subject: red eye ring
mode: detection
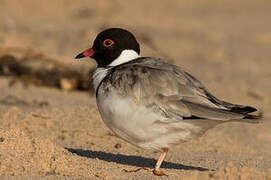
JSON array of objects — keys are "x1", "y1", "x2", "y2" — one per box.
[{"x1": 103, "y1": 39, "x2": 114, "y2": 47}]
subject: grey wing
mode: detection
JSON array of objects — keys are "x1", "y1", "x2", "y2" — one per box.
[
  {"x1": 111, "y1": 58, "x2": 258, "y2": 122},
  {"x1": 182, "y1": 71, "x2": 257, "y2": 114}
]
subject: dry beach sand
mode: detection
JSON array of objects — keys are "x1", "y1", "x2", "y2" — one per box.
[{"x1": 0, "y1": 0, "x2": 271, "y2": 179}]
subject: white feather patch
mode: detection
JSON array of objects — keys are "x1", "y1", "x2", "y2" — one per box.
[
  {"x1": 109, "y1": 49, "x2": 140, "y2": 66},
  {"x1": 93, "y1": 49, "x2": 139, "y2": 91},
  {"x1": 93, "y1": 67, "x2": 110, "y2": 92}
]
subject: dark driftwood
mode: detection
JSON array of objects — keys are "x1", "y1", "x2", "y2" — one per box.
[{"x1": 0, "y1": 47, "x2": 94, "y2": 93}]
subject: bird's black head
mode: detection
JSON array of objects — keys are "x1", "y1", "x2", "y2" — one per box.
[{"x1": 75, "y1": 28, "x2": 140, "y2": 67}]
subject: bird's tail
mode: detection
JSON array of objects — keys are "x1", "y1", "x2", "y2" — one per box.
[
  {"x1": 228, "y1": 108, "x2": 263, "y2": 124},
  {"x1": 244, "y1": 111, "x2": 263, "y2": 119},
  {"x1": 242, "y1": 110, "x2": 263, "y2": 122}
]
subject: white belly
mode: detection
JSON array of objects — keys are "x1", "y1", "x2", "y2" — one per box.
[{"x1": 96, "y1": 88, "x2": 200, "y2": 150}]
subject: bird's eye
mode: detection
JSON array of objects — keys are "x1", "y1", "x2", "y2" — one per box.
[{"x1": 103, "y1": 39, "x2": 114, "y2": 47}]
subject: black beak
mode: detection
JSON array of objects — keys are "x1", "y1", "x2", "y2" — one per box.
[
  {"x1": 75, "y1": 52, "x2": 85, "y2": 59},
  {"x1": 75, "y1": 48, "x2": 94, "y2": 59}
]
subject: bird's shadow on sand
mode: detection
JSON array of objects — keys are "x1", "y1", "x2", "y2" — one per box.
[{"x1": 66, "y1": 148, "x2": 208, "y2": 171}]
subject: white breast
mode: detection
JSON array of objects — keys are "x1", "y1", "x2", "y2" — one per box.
[
  {"x1": 92, "y1": 49, "x2": 140, "y2": 92},
  {"x1": 92, "y1": 67, "x2": 111, "y2": 92}
]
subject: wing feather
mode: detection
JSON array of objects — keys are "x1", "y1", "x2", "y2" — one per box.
[{"x1": 106, "y1": 57, "x2": 256, "y2": 121}]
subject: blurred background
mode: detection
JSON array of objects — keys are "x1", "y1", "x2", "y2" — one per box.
[
  {"x1": 0, "y1": 0, "x2": 270, "y2": 96},
  {"x1": 0, "y1": 0, "x2": 270, "y2": 179}
]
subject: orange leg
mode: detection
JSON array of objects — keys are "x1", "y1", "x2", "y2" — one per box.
[{"x1": 153, "y1": 148, "x2": 169, "y2": 176}]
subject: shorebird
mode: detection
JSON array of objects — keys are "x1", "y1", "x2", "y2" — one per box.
[{"x1": 75, "y1": 28, "x2": 261, "y2": 176}]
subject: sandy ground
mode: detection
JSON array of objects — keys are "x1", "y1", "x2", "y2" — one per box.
[{"x1": 0, "y1": 0, "x2": 271, "y2": 179}]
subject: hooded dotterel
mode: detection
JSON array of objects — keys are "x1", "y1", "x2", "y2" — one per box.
[{"x1": 75, "y1": 28, "x2": 262, "y2": 176}]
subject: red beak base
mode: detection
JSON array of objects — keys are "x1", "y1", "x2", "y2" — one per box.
[{"x1": 75, "y1": 48, "x2": 94, "y2": 59}]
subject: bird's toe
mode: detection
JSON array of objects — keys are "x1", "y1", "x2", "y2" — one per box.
[{"x1": 153, "y1": 169, "x2": 168, "y2": 176}]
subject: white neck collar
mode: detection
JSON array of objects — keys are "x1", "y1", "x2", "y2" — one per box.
[{"x1": 108, "y1": 49, "x2": 140, "y2": 66}]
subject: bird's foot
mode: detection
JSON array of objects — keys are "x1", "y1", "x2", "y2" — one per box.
[{"x1": 153, "y1": 169, "x2": 168, "y2": 176}]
